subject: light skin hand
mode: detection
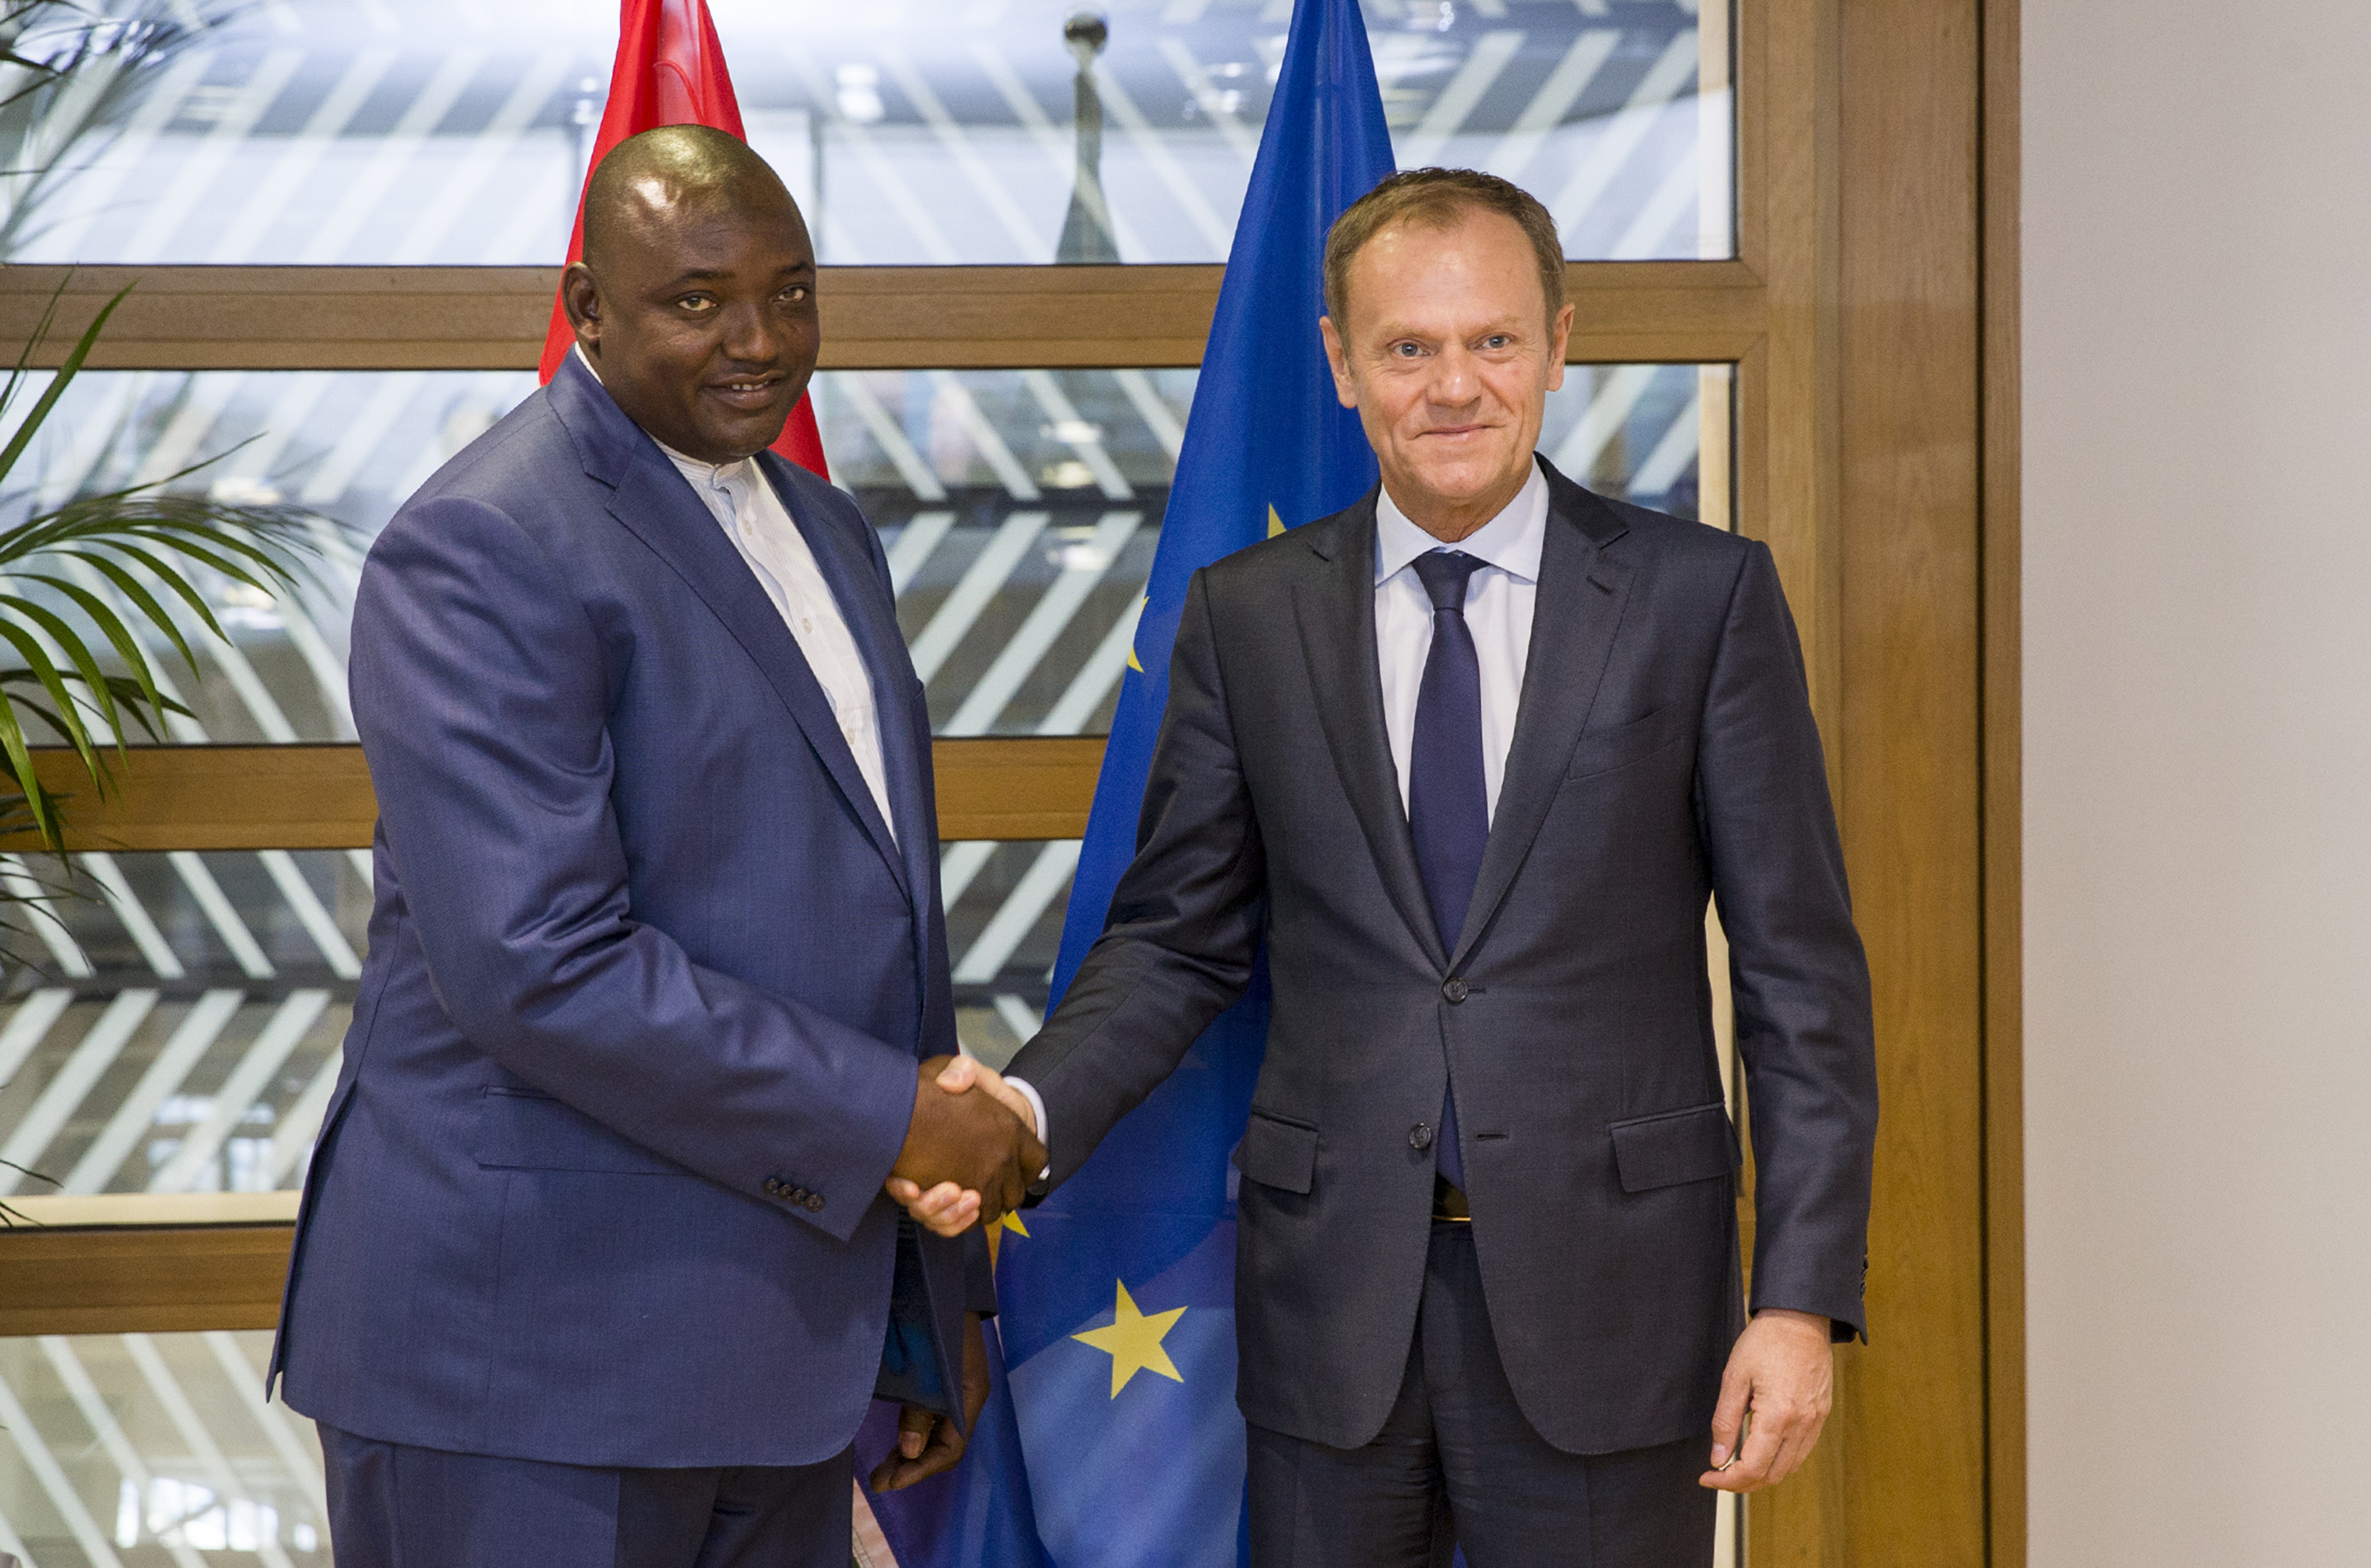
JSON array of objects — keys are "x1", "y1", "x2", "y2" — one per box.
[
  {"x1": 884, "y1": 1056, "x2": 1040, "y2": 1237},
  {"x1": 1699, "y1": 1308, "x2": 1834, "y2": 1492},
  {"x1": 869, "y1": 1310, "x2": 993, "y2": 1491}
]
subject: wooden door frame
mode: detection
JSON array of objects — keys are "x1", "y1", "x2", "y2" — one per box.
[{"x1": 1744, "y1": 0, "x2": 2023, "y2": 1563}]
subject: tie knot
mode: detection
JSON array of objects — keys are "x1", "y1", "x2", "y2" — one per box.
[{"x1": 1411, "y1": 550, "x2": 1484, "y2": 614}]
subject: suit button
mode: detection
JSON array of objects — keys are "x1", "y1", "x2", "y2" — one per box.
[
  {"x1": 763, "y1": 1178, "x2": 783, "y2": 1196},
  {"x1": 789, "y1": 1187, "x2": 809, "y2": 1203},
  {"x1": 1409, "y1": 1123, "x2": 1434, "y2": 1152},
  {"x1": 806, "y1": 1193, "x2": 826, "y2": 1213},
  {"x1": 1442, "y1": 978, "x2": 1470, "y2": 1003}
]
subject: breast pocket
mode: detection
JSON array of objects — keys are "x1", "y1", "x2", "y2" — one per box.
[{"x1": 1564, "y1": 703, "x2": 1692, "y2": 782}]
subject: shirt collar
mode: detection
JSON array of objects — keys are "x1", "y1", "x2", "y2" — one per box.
[
  {"x1": 1373, "y1": 459, "x2": 1549, "y2": 587},
  {"x1": 655, "y1": 438, "x2": 749, "y2": 493},
  {"x1": 573, "y1": 344, "x2": 749, "y2": 492}
]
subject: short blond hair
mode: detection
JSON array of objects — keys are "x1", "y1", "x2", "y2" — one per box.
[{"x1": 1323, "y1": 168, "x2": 1566, "y2": 331}]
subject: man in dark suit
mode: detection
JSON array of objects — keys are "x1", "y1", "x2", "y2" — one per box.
[
  {"x1": 925, "y1": 169, "x2": 1878, "y2": 1563},
  {"x1": 271, "y1": 126, "x2": 1041, "y2": 1567}
]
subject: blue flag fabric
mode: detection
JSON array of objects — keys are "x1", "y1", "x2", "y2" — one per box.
[{"x1": 862, "y1": 3, "x2": 1395, "y2": 1564}]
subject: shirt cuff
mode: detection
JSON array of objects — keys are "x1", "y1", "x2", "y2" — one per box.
[{"x1": 1005, "y1": 1076, "x2": 1050, "y2": 1184}]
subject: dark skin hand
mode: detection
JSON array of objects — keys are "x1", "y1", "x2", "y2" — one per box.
[
  {"x1": 870, "y1": 1311, "x2": 993, "y2": 1492},
  {"x1": 561, "y1": 124, "x2": 818, "y2": 465},
  {"x1": 892, "y1": 1054, "x2": 1045, "y2": 1226}
]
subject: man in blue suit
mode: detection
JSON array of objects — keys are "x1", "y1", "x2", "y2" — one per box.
[{"x1": 272, "y1": 126, "x2": 1042, "y2": 1566}]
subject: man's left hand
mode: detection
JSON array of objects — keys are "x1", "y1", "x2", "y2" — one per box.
[
  {"x1": 869, "y1": 1311, "x2": 993, "y2": 1492},
  {"x1": 1698, "y1": 1308, "x2": 1833, "y2": 1493}
]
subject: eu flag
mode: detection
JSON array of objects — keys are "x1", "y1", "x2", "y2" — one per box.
[{"x1": 859, "y1": 2, "x2": 1393, "y2": 1562}]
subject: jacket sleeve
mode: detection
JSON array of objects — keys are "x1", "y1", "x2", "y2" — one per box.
[
  {"x1": 1004, "y1": 567, "x2": 1269, "y2": 1186},
  {"x1": 351, "y1": 494, "x2": 917, "y2": 1245},
  {"x1": 1695, "y1": 540, "x2": 1880, "y2": 1341}
]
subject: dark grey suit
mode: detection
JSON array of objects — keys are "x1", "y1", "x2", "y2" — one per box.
[{"x1": 1008, "y1": 457, "x2": 1875, "y2": 1510}]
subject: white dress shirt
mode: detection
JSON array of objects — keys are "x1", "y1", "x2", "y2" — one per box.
[
  {"x1": 1374, "y1": 461, "x2": 1548, "y2": 822},
  {"x1": 1008, "y1": 462, "x2": 1551, "y2": 1179}
]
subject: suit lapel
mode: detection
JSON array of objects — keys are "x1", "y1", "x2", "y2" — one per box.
[
  {"x1": 1290, "y1": 500, "x2": 1449, "y2": 971},
  {"x1": 595, "y1": 430, "x2": 912, "y2": 905},
  {"x1": 1451, "y1": 463, "x2": 1634, "y2": 968},
  {"x1": 758, "y1": 453, "x2": 938, "y2": 907}
]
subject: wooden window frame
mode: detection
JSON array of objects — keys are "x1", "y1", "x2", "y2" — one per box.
[{"x1": 0, "y1": 2, "x2": 2023, "y2": 1559}]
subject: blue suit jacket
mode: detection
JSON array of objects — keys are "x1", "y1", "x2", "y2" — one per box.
[{"x1": 272, "y1": 353, "x2": 983, "y2": 1468}]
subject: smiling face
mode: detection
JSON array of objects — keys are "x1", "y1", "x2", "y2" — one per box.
[
  {"x1": 562, "y1": 172, "x2": 818, "y2": 464},
  {"x1": 1320, "y1": 206, "x2": 1573, "y2": 542}
]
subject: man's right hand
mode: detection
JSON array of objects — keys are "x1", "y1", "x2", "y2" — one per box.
[{"x1": 887, "y1": 1054, "x2": 1045, "y2": 1229}]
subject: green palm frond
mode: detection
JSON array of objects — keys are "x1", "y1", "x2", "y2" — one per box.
[{"x1": 0, "y1": 277, "x2": 333, "y2": 863}]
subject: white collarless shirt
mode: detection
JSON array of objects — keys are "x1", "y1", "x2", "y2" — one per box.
[
  {"x1": 656, "y1": 439, "x2": 897, "y2": 844},
  {"x1": 578, "y1": 345, "x2": 897, "y2": 839},
  {"x1": 1373, "y1": 461, "x2": 1549, "y2": 823}
]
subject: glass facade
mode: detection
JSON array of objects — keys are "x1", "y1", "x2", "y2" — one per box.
[
  {"x1": 5, "y1": 0, "x2": 1732, "y2": 269},
  {"x1": 0, "y1": 1331, "x2": 326, "y2": 1567}
]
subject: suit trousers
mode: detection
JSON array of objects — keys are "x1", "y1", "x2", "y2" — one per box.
[
  {"x1": 1246, "y1": 1222, "x2": 1715, "y2": 1568},
  {"x1": 316, "y1": 1424, "x2": 851, "y2": 1568}
]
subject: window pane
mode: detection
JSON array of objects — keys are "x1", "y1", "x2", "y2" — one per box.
[
  {"x1": 0, "y1": 854, "x2": 359, "y2": 1196},
  {"x1": 8, "y1": 0, "x2": 1731, "y2": 268},
  {"x1": 0, "y1": 1331, "x2": 327, "y2": 1566}
]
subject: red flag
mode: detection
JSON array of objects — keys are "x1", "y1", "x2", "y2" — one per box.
[{"x1": 539, "y1": 0, "x2": 829, "y2": 478}]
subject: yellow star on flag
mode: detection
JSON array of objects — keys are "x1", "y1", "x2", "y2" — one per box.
[
  {"x1": 1267, "y1": 503, "x2": 1286, "y2": 538},
  {"x1": 999, "y1": 1210, "x2": 1030, "y2": 1238},
  {"x1": 1125, "y1": 595, "x2": 1148, "y2": 672},
  {"x1": 1072, "y1": 1279, "x2": 1186, "y2": 1398}
]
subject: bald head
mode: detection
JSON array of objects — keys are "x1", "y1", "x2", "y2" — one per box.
[
  {"x1": 581, "y1": 124, "x2": 799, "y2": 273},
  {"x1": 561, "y1": 125, "x2": 819, "y2": 463}
]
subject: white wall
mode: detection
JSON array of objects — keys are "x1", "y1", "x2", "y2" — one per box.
[{"x1": 2024, "y1": 2, "x2": 2371, "y2": 1562}]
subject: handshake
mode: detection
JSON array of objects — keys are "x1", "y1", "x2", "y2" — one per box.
[{"x1": 883, "y1": 1054, "x2": 1044, "y2": 1237}]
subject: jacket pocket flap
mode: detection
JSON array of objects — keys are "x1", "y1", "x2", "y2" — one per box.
[
  {"x1": 473, "y1": 1088, "x2": 680, "y2": 1175},
  {"x1": 1234, "y1": 1110, "x2": 1318, "y2": 1195},
  {"x1": 1609, "y1": 1101, "x2": 1740, "y2": 1193},
  {"x1": 1567, "y1": 702, "x2": 1689, "y2": 779}
]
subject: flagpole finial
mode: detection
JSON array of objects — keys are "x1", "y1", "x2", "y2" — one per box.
[
  {"x1": 1057, "y1": 10, "x2": 1120, "y2": 263},
  {"x1": 1064, "y1": 11, "x2": 1109, "y2": 65}
]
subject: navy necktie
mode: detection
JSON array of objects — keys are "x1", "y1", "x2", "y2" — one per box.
[{"x1": 1408, "y1": 550, "x2": 1488, "y2": 1190}]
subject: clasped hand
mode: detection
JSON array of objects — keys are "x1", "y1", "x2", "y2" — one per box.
[{"x1": 883, "y1": 1054, "x2": 1043, "y2": 1235}]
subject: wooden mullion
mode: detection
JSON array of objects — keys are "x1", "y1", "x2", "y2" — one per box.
[
  {"x1": 1980, "y1": 0, "x2": 2026, "y2": 1561},
  {"x1": 2, "y1": 737, "x2": 1107, "y2": 852},
  {"x1": 0, "y1": 1222, "x2": 291, "y2": 1337},
  {"x1": 0, "y1": 261, "x2": 1764, "y2": 373}
]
